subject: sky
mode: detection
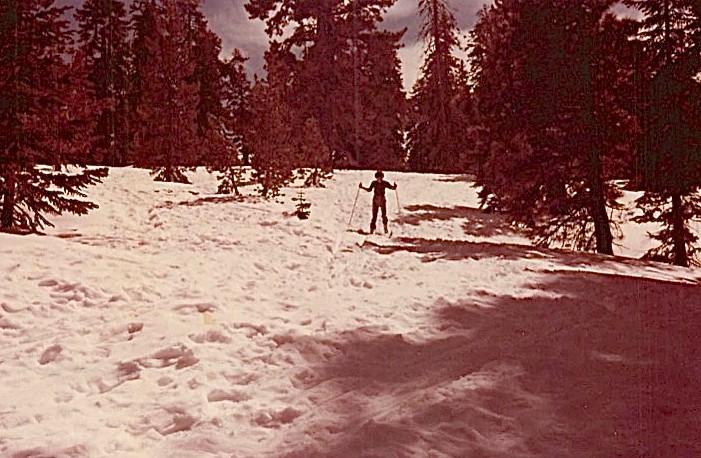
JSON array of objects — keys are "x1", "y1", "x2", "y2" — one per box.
[{"x1": 62, "y1": 0, "x2": 640, "y2": 92}]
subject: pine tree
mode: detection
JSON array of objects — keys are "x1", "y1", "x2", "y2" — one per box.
[
  {"x1": 74, "y1": 0, "x2": 130, "y2": 166},
  {"x1": 128, "y1": 0, "x2": 157, "y2": 162},
  {"x1": 407, "y1": 0, "x2": 471, "y2": 173},
  {"x1": 295, "y1": 117, "x2": 332, "y2": 187},
  {"x1": 132, "y1": 0, "x2": 200, "y2": 183},
  {"x1": 246, "y1": 47, "x2": 297, "y2": 197},
  {"x1": 211, "y1": 48, "x2": 251, "y2": 195},
  {"x1": 624, "y1": 0, "x2": 701, "y2": 266},
  {"x1": 470, "y1": 0, "x2": 638, "y2": 254},
  {"x1": 292, "y1": 189, "x2": 312, "y2": 219},
  {"x1": 180, "y1": 0, "x2": 232, "y2": 165},
  {"x1": 0, "y1": 1, "x2": 108, "y2": 233},
  {"x1": 245, "y1": 0, "x2": 399, "y2": 168},
  {"x1": 349, "y1": 30, "x2": 407, "y2": 170},
  {"x1": 221, "y1": 49, "x2": 252, "y2": 163}
]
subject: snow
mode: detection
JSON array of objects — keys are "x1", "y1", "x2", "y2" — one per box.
[{"x1": 1, "y1": 168, "x2": 700, "y2": 457}]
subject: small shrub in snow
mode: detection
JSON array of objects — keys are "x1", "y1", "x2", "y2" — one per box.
[{"x1": 292, "y1": 190, "x2": 311, "y2": 220}]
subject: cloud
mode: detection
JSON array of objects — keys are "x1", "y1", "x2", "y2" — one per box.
[
  {"x1": 201, "y1": 0, "x2": 269, "y2": 78},
  {"x1": 385, "y1": 0, "x2": 487, "y2": 90}
]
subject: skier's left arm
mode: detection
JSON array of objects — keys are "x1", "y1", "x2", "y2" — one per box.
[{"x1": 386, "y1": 181, "x2": 397, "y2": 190}]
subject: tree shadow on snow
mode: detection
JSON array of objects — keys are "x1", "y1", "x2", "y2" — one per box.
[
  {"x1": 398, "y1": 204, "x2": 521, "y2": 239},
  {"x1": 371, "y1": 233, "x2": 680, "y2": 272},
  {"x1": 433, "y1": 174, "x2": 476, "y2": 183},
  {"x1": 371, "y1": 236, "x2": 541, "y2": 263},
  {"x1": 370, "y1": 235, "x2": 620, "y2": 269},
  {"x1": 274, "y1": 272, "x2": 701, "y2": 457}
]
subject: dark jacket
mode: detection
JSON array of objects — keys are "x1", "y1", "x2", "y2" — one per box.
[{"x1": 366, "y1": 180, "x2": 396, "y2": 202}]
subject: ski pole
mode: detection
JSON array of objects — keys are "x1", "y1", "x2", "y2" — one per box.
[
  {"x1": 395, "y1": 188, "x2": 401, "y2": 215},
  {"x1": 347, "y1": 186, "x2": 361, "y2": 230}
]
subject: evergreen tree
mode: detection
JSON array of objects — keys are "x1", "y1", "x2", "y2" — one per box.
[
  {"x1": 470, "y1": 0, "x2": 638, "y2": 254},
  {"x1": 74, "y1": 0, "x2": 130, "y2": 166},
  {"x1": 295, "y1": 117, "x2": 332, "y2": 187},
  {"x1": 181, "y1": 0, "x2": 232, "y2": 165},
  {"x1": 245, "y1": 0, "x2": 400, "y2": 168},
  {"x1": 132, "y1": 0, "x2": 200, "y2": 183},
  {"x1": 221, "y1": 49, "x2": 252, "y2": 163},
  {"x1": 0, "y1": 0, "x2": 107, "y2": 233},
  {"x1": 46, "y1": 52, "x2": 99, "y2": 167},
  {"x1": 292, "y1": 189, "x2": 311, "y2": 219},
  {"x1": 246, "y1": 47, "x2": 297, "y2": 197},
  {"x1": 408, "y1": 0, "x2": 472, "y2": 173},
  {"x1": 212, "y1": 48, "x2": 251, "y2": 195},
  {"x1": 348, "y1": 30, "x2": 407, "y2": 170},
  {"x1": 624, "y1": 0, "x2": 701, "y2": 266},
  {"x1": 128, "y1": 0, "x2": 157, "y2": 161}
]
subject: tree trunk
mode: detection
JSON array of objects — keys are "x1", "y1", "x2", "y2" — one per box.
[
  {"x1": 581, "y1": 36, "x2": 614, "y2": 255},
  {"x1": 588, "y1": 158, "x2": 614, "y2": 255},
  {"x1": 671, "y1": 192, "x2": 689, "y2": 266},
  {"x1": 1, "y1": 167, "x2": 17, "y2": 230}
]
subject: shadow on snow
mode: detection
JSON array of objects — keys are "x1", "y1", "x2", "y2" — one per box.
[
  {"x1": 273, "y1": 271, "x2": 701, "y2": 457},
  {"x1": 398, "y1": 204, "x2": 521, "y2": 240}
]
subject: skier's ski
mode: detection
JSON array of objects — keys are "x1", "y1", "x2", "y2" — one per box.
[
  {"x1": 354, "y1": 229, "x2": 393, "y2": 247},
  {"x1": 352, "y1": 228, "x2": 392, "y2": 237}
]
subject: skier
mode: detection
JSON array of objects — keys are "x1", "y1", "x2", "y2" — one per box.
[{"x1": 359, "y1": 171, "x2": 397, "y2": 234}]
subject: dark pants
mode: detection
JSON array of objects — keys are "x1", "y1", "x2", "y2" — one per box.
[{"x1": 370, "y1": 197, "x2": 388, "y2": 233}]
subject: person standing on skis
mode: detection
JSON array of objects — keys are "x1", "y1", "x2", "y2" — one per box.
[{"x1": 359, "y1": 170, "x2": 397, "y2": 234}]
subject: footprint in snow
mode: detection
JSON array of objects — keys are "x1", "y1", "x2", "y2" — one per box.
[
  {"x1": 38, "y1": 344, "x2": 63, "y2": 365},
  {"x1": 253, "y1": 407, "x2": 302, "y2": 428},
  {"x1": 207, "y1": 389, "x2": 250, "y2": 403},
  {"x1": 137, "y1": 344, "x2": 199, "y2": 370},
  {"x1": 93, "y1": 361, "x2": 141, "y2": 394},
  {"x1": 173, "y1": 302, "x2": 217, "y2": 314},
  {"x1": 1, "y1": 302, "x2": 24, "y2": 313},
  {"x1": 350, "y1": 277, "x2": 373, "y2": 289},
  {"x1": 189, "y1": 328, "x2": 231, "y2": 344},
  {"x1": 0, "y1": 317, "x2": 22, "y2": 331}
]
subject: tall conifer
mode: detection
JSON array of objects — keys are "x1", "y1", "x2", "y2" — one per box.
[
  {"x1": 245, "y1": 0, "x2": 400, "y2": 168},
  {"x1": 211, "y1": 48, "x2": 251, "y2": 195},
  {"x1": 0, "y1": 0, "x2": 107, "y2": 233},
  {"x1": 351, "y1": 30, "x2": 406, "y2": 170},
  {"x1": 408, "y1": 0, "x2": 471, "y2": 173},
  {"x1": 74, "y1": 0, "x2": 130, "y2": 166},
  {"x1": 180, "y1": 1, "x2": 232, "y2": 165},
  {"x1": 132, "y1": 0, "x2": 199, "y2": 183},
  {"x1": 471, "y1": 0, "x2": 637, "y2": 253},
  {"x1": 246, "y1": 47, "x2": 297, "y2": 197},
  {"x1": 129, "y1": 0, "x2": 157, "y2": 162},
  {"x1": 624, "y1": 0, "x2": 701, "y2": 266}
]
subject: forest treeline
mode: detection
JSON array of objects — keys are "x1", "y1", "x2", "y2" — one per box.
[{"x1": 1, "y1": 0, "x2": 700, "y2": 266}]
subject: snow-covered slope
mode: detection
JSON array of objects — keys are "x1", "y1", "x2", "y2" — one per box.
[{"x1": 1, "y1": 168, "x2": 699, "y2": 457}]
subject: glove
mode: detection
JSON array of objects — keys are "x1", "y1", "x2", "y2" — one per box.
[
  {"x1": 394, "y1": 182, "x2": 398, "y2": 188},
  {"x1": 358, "y1": 182, "x2": 362, "y2": 188}
]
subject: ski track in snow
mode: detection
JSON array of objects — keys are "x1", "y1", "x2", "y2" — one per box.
[{"x1": 1, "y1": 168, "x2": 700, "y2": 457}]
